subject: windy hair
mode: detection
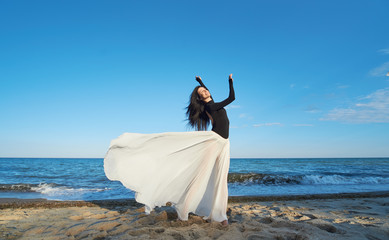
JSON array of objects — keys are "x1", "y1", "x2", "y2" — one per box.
[{"x1": 186, "y1": 86, "x2": 210, "y2": 131}]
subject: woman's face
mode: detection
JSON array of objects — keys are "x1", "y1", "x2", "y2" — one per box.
[{"x1": 197, "y1": 87, "x2": 210, "y2": 100}]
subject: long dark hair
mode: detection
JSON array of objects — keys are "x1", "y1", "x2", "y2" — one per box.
[{"x1": 186, "y1": 86, "x2": 210, "y2": 131}]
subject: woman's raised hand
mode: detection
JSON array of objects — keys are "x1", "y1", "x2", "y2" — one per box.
[{"x1": 196, "y1": 75, "x2": 233, "y2": 82}]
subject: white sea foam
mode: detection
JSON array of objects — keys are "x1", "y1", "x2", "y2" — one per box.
[
  {"x1": 302, "y1": 175, "x2": 389, "y2": 185},
  {"x1": 31, "y1": 183, "x2": 108, "y2": 199}
]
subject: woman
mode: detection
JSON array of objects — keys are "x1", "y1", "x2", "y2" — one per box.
[
  {"x1": 188, "y1": 74, "x2": 235, "y2": 139},
  {"x1": 104, "y1": 74, "x2": 235, "y2": 225}
]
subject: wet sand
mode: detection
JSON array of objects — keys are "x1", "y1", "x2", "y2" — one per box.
[{"x1": 1, "y1": 192, "x2": 389, "y2": 239}]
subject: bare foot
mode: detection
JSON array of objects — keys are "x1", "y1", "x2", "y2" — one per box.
[{"x1": 221, "y1": 220, "x2": 228, "y2": 226}]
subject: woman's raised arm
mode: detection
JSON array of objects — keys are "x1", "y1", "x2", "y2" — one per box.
[
  {"x1": 206, "y1": 74, "x2": 235, "y2": 111},
  {"x1": 196, "y1": 76, "x2": 208, "y2": 89}
]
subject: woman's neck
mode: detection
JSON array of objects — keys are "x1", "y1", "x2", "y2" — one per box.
[{"x1": 203, "y1": 97, "x2": 212, "y2": 103}]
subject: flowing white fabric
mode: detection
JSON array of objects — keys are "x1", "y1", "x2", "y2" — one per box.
[{"x1": 104, "y1": 131, "x2": 230, "y2": 222}]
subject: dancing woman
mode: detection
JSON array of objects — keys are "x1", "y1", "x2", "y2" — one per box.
[
  {"x1": 188, "y1": 74, "x2": 235, "y2": 139},
  {"x1": 104, "y1": 74, "x2": 235, "y2": 225}
]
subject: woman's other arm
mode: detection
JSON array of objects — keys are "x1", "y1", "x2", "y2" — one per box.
[{"x1": 206, "y1": 74, "x2": 235, "y2": 111}]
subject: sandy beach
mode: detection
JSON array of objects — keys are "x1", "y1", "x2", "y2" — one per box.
[{"x1": 1, "y1": 192, "x2": 389, "y2": 240}]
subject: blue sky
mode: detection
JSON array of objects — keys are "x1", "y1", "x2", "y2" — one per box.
[{"x1": 1, "y1": 0, "x2": 388, "y2": 158}]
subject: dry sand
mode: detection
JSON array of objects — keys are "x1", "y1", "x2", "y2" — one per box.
[{"x1": 1, "y1": 193, "x2": 389, "y2": 239}]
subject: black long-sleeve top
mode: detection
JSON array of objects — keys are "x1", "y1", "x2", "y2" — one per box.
[{"x1": 197, "y1": 79, "x2": 235, "y2": 139}]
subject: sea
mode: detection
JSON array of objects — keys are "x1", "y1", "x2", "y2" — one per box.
[{"x1": 1, "y1": 158, "x2": 388, "y2": 201}]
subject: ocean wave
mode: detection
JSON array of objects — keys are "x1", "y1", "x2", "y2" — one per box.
[
  {"x1": 2, "y1": 174, "x2": 389, "y2": 195},
  {"x1": 0, "y1": 183, "x2": 108, "y2": 197},
  {"x1": 227, "y1": 173, "x2": 302, "y2": 185},
  {"x1": 227, "y1": 173, "x2": 389, "y2": 186},
  {"x1": 301, "y1": 175, "x2": 389, "y2": 185},
  {"x1": 31, "y1": 183, "x2": 108, "y2": 197},
  {"x1": 0, "y1": 183, "x2": 50, "y2": 192}
]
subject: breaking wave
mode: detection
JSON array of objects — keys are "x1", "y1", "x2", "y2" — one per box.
[
  {"x1": 227, "y1": 173, "x2": 389, "y2": 185},
  {"x1": 0, "y1": 183, "x2": 107, "y2": 197}
]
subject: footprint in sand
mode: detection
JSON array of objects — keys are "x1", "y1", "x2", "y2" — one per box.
[{"x1": 259, "y1": 217, "x2": 274, "y2": 224}]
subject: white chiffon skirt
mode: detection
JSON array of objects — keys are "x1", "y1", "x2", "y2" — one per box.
[{"x1": 104, "y1": 131, "x2": 230, "y2": 222}]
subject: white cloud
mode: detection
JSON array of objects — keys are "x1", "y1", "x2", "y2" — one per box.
[
  {"x1": 225, "y1": 105, "x2": 241, "y2": 109},
  {"x1": 378, "y1": 48, "x2": 389, "y2": 55},
  {"x1": 320, "y1": 88, "x2": 389, "y2": 123},
  {"x1": 304, "y1": 105, "x2": 320, "y2": 113},
  {"x1": 293, "y1": 124, "x2": 314, "y2": 127},
  {"x1": 253, "y1": 122, "x2": 282, "y2": 127},
  {"x1": 369, "y1": 62, "x2": 389, "y2": 77},
  {"x1": 238, "y1": 113, "x2": 253, "y2": 120},
  {"x1": 230, "y1": 124, "x2": 249, "y2": 129}
]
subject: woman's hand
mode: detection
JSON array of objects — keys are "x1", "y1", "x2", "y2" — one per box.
[
  {"x1": 195, "y1": 76, "x2": 202, "y2": 82},
  {"x1": 229, "y1": 74, "x2": 233, "y2": 82}
]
